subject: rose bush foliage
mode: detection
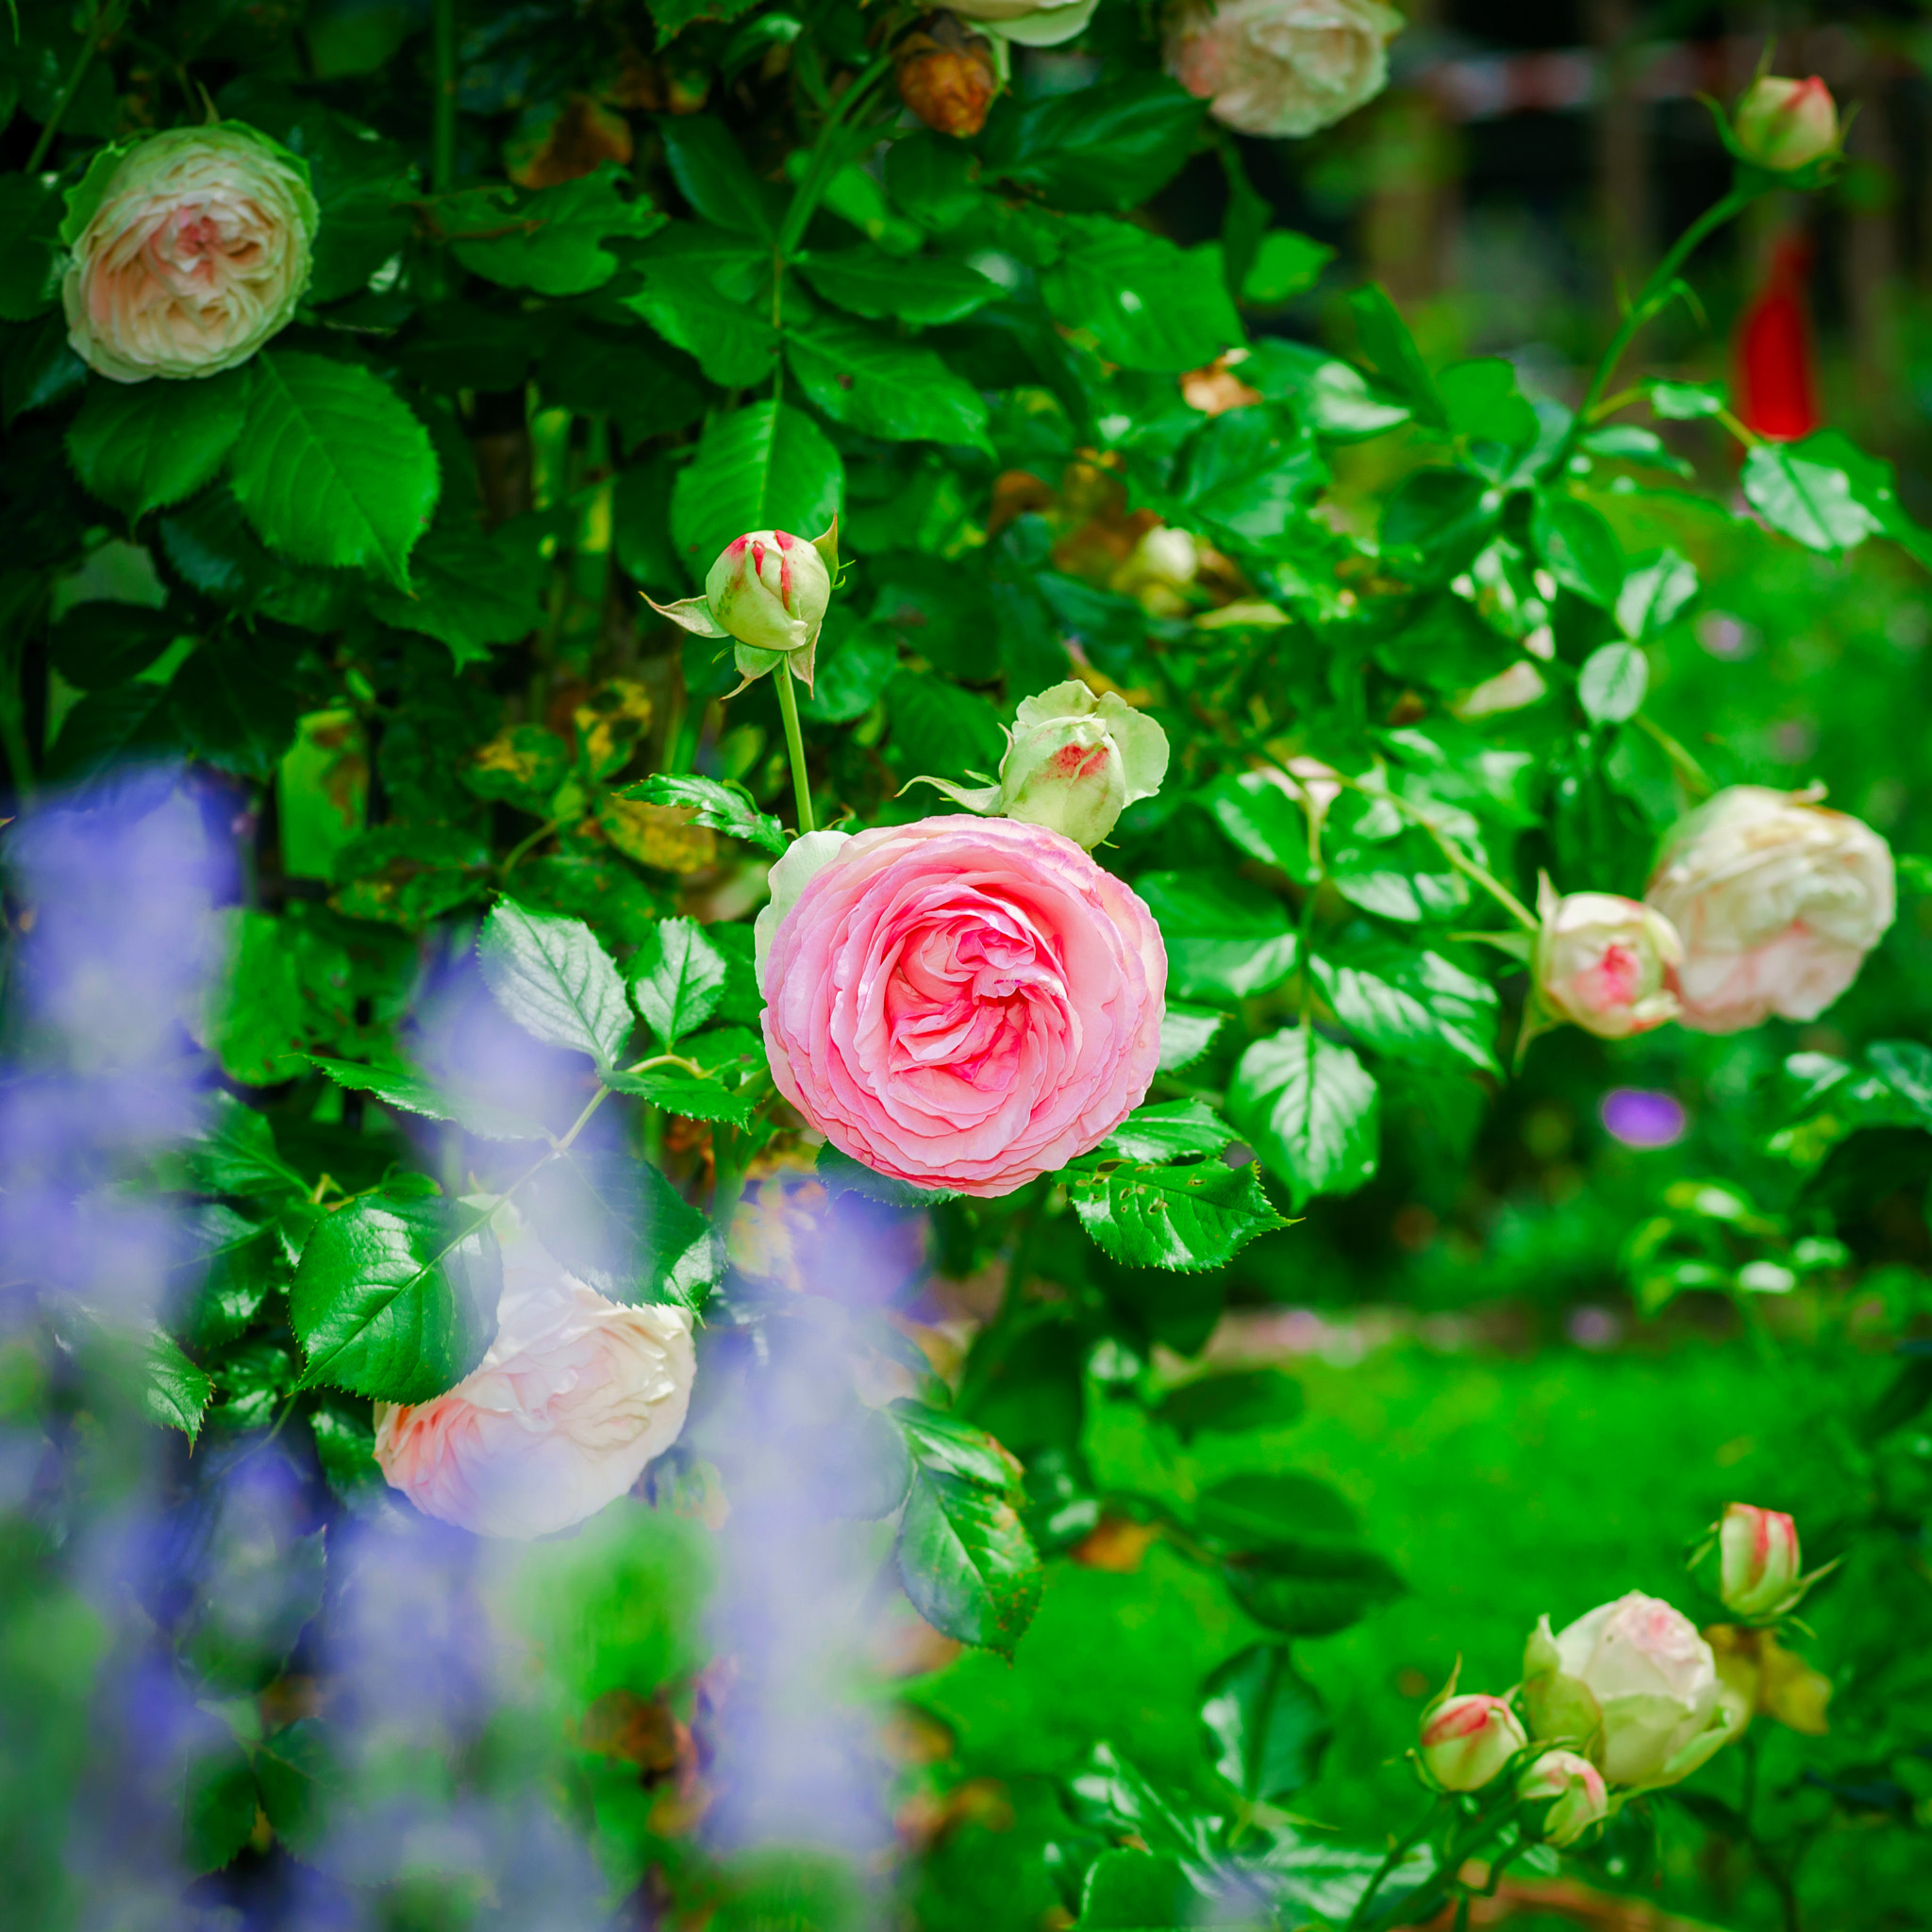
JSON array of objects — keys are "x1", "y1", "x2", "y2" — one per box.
[{"x1": 2, "y1": 1, "x2": 1929, "y2": 1927}]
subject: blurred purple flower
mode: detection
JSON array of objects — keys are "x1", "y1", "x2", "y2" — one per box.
[{"x1": 1599, "y1": 1088, "x2": 1688, "y2": 1149}]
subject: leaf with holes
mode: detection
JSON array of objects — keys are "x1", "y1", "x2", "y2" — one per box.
[
  {"x1": 1074, "y1": 1157, "x2": 1285, "y2": 1273},
  {"x1": 230, "y1": 352, "x2": 439, "y2": 589},
  {"x1": 477, "y1": 900, "x2": 632, "y2": 1067},
  {"x1": 291, "y1": 1194, "x2": 500, "y2": 1403}
]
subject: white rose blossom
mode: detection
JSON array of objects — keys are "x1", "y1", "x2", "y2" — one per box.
[
  {"x1": 61, "y1": 123, "x2": 317, "y2": 383},
  {"x1": 1163, "y1": 0, "x2": 1404, "y2": 140}
]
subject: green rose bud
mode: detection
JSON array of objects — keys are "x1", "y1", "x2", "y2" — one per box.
[
  {"x1": 1732, "y1": 75, "x2": 1839, "y2": 173},
  {"x1": 705, "y1": 529, "x2": 833, "y2": 655}
]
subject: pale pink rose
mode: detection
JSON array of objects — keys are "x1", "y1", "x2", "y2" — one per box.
[
  {"x1": 1645, "y1": 786, "x2": 1894, "y2": 1034},
  {"x1": 1534, "y1": 883, "x2": 1683, "y2": 1040},
  {"x1": 373, "y1": 1237, "x2": 695, "y2": 1540},
  {"x1": 1518, "y1": 1749, "x2": 1608, "y2": 1847},
  {"x1": 756, "y1": 816, "x2": 1165, "y2": 1197},
  {"x1": 61, "y1": 124, "x2": 317, "y2": 384},
  {"x1": 1163, "y1": 0, "x2": 1403, "y2": 140},
  {"x1": 1718, "y1": 1503, "x2": 1802, "y2": 1619},
  {"x1": 1419, "y1": 1692, "x2": 1526, "y2": 1791},
  {"x1": 1526, "y1": 1591, "x2": 1729, "y2": 1789}
]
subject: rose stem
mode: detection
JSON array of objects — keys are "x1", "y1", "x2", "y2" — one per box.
[{"x1": 773, "y1": 658, "x2": 816, "y2": 834}]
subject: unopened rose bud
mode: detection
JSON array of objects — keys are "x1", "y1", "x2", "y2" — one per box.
[
  {"x1": 1733, "y1": 76, "x2": 1839, "y2": 173},
  {"x1": 910, "y1": 680, "x2": 1169, "y2": 849},
  {"x1": 1419, "y1": 1693, "x2": 1526, "y2": 1791},
  {"x1": 895, "y1": 23, "x2": 998, "y2": 140},
  {"x1": 1518, "y1": 1750, "x2": 1608, "y2": 1848},
  {"x1": 1718, "y1": 1503, "x2": 1802, "y2": 1619},
  {"x1": 706, "y1": 529, "x2": 832, "y2": 654},
  {"x1": 1534, "y1": 881, "x2": 1683, "y2": 1040}
]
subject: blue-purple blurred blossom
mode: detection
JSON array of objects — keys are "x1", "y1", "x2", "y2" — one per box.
[{"x1": 1600, "y1": 1088, "x2": 1689, "y2": 1149}]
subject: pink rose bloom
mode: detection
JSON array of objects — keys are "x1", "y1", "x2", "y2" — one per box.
[
  {"x1": 1518, "y1": 1749, "x2": 1609, "y2": 1847},
  {"x1": 1533, "y1": 883, "x2": 1683, "y2": 1040},
  {"x1": 1718, "y1": 1502, "x2": 1803, "y2": 1618},
  {"x1": 1645, "y1": 786, "x2": 1894, "y2": 1034},
  {"x1": 61, "y1": 124, "x2": 317, "y2": 384},
  {"x1": 373, "y1": 1234, "x2": 695, "y2": 1540},
  {"x1": 756, "y1": 817, "x2": 1165, "y2": 1197},
  {"x1": 1163, "y1": 0, "x2": 1403, "y2": 140}
]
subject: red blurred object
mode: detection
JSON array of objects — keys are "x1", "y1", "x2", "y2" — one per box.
[{"x1": 1735, "y1": 234, "x2": 1820, "y2": 441}]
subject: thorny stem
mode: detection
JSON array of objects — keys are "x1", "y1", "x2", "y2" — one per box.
[{"x1": 773, "y1": 658, "x2": 817, "y2": 833}]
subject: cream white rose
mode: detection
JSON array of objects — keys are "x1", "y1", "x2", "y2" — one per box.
[
  {"x1": 373, "y1": 1224, "x2": 695, "y2": 1540},
  {"x1": 946, "y1": 0, "x2": 1101, "y2": 47},
  {"x1": 1163, "y1": 0, "x2": 1403, "y2": 140},
  {"x1": 1524, "y1": 1591, "x2": 1731, "y2": 1790},
  {"x1": 1644, "y1": 786, "x2": 1894, "y2": 1034},
  {"x1": 61, "y1": 124, "x2": 318, "y2": 384},
  {"x1": 1534, "y1": 882, "x2": 1683, "y2": 1040}
]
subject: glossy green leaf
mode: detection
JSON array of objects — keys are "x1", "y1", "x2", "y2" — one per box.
[
  {"x1": 1241, "y1": 229, "x2": 1333, "y2": 306},
  {"x1": 1230, "y1": 1028, "x2": 1380, "y2": 1208},
  {"x1": 1100, "y1": 1099, "x2": 1234, "y2": 1163},
  {"x1": 521, "y1": 1147, "x2": 719, "y2": 1309},
  {"x1": 1741, "y1": 440, "x2": 1886, "y2": 555},
  {"x1": 230, "y1": 352, "x2": 439, "y2": 589},
  {"x1": 1531, "y1": 491, "x2": 1624, "y2": 607},
  {"x1": 1578, "y1": 640, "x2": 1649, "y2": 724},
  {"x1": 786, "y1": 308, "x2": 991, "y2": 448},
  {"x1": 1043, "y1": 222, "x2": 1241, "y2": 375},
  {"x1": 658, "y1": 115, "x2": 780, "y2": 235},
  {"x1": 291, "y1": 1194, "x2": 501, "y2": 1403},
  {"x1": 476, "y1": 900, "x2": 632, "y2": 1067},
  {"x1": 670, "y1": 402, "x2": 842, "y2": 583},
  {"x1": 451, "y1": 167, "x2": 661, "y2": 294},
  {"x1": 1133, "y1": 872, "x2": 1299, "y2": 1003},
  {"x1": 983, "y1": 75, "x2": 1206, "y2": 213},
  {"x1": 1157, "y1": 1003, "x2": 1229, "y2": 1074},
  {"x1": 1310, "y1": 942, "x2": 1498, "y2": 1074},
  {"x1": 796, "y1": 248, "x2": 1000, "y2": 326},
  {"x1": 1200, "y1": 1641, "x2": 1332, "y2": 1803},
  {"x1": 67, "y1": 367, "x2": 251, "y2": 519},
  {"x1": 304, "y1": 1055, "x2": 549, "y2": 1141},
  {"x1": 629, "y1": 917, "x2": 727, "y2": 1045},
  {"x1": 1615, "y1": 547, "x2": 1699, "y2": 641},
  {"x1": 1076, "y1": 1849, "x2": 1192, "y2": 1931},
  {"x1": 623, "y1": 774, "x2": 788, "y2": 855},
  {"x1": 894, "y1": 1399, "x2": 1024, "y2": 1493},
  {"x1": 145, "y1": 1329, "x2": 214, "y2": 1442},
  {"x1": 895, "y1": 1467, "x2": 1042, "y2": 1657},
  {"x1": 627, "y1": 258, "x2": 780, "y2": 389},
  {"x1": 369, "y1": 525, "x2": 544, "y2": 670},
  {"x1": 1073, "y1": 1158, "x2": 1285, "y2": 1274},
  {"x1": 1203, "y1": 769, "x2": 1319, "y2": 881},
  {"x1": 1178, "y1": 406, "x2": 1325, "y2": 544},
  {"x1": 1348, "y1": 283, "x2": 1444, "y2": 425}
]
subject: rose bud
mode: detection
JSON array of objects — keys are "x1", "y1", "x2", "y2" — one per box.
[
  {"x1": 1524, "y1": 1592, "x2": 1731, "y2": 1790},
  {"x1": 1163, "y1": 0, "x2": 1404, "y2": 140},
  {"x1": 1533, "y1": 881, "x2": 1683, "y2": 1040},
  {"x1": 909, "y1": 679, "x2": 1170, "y2": 850},
  {"x1": 896, "y1": 22, "x2": 998, "y2": 139},
  {"x1": 1644, "y1": 786, "x2": 1894, "y2": 1034},
  {"x1": 1718, "y1": 1503, "x2": 1803, "y2": 1619},
  {"x1": 1733, "y1": 76, "x2": 1840, "y2": 174},
  {"x1": 61, "y1": 123, "x2": 318, "y2": 383},
  {"x1": 1518, "y1": 1750, "x2": 1609, "y2": 1848},
  {"x1": 947, "y1": 0, "x2": 1101, "y2": 48},
  {"x1": 1419, "y1": 1693, "x2": 1526, "y2": 1791},
  {"x1": 706, "y1": 529, "x2": 833, "y2": 654}
]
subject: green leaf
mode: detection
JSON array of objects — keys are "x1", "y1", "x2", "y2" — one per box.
[
  {"x1": 1438, "y1": 357, "x2": 1538, "y2": 451},
  {"x1": 1200, "y1": 1642, "x2": 1332, "y2": 1804},
  {"x1": 1157, "y1": 1370, "x2": 1303, "y2": 1441},
  {"x1": 895, "y1": 1467, "x2": 1042, "y2": 1657},
  {"x1": 1381, "y1": 467, "x2": 1496, "y2": 577},
  {"x1": 1578, "y1": 640, "x2": 1649, "y2": 724},
  {"x1": 304, "y1": 1055, "x2": 548, "y2": 1141},
  {"x1": 1348, "y1": 284, "x2": 1444, "y2": 425},
  {"x1": 801, "y1": 623, "x2": 898, "y2": 724},
  {"x1": 1194, "y1": 1470, "x2": 1362, "y2": 1550},
  {"x1": 1229, "y1": 1028, "x2": 1380, "y2": 1208},
  {"x1": 1648, "y1": 378, "x2": 1725, "y2": 420},
  {"x1": 1042, "y1": 222, "x2": 1241, "y2": 375},
  {"x1": 669, "y1": 402, "x2": 842, "y2": 582},
  {"x1": 308, "y1": 1397, "x2": 384, "y2": 1507},
  {"x1": 983, "y1": 75, "x2": 1206, "y2": 213},
  {"x1": 522, "y1": 1148, "x2": 719, "y2": 1309},
  {"x1": 1077, "y1": 1849, "x2": 1192, "y2": 1931},
  {"x1": 67, "y1": 368, "x2": 251, "y2": 519},
  {"x1": 291, "y1": 1194, "x2": 501, "y2": 1403},
  {"x1": 146, "y1": 1329, "x2": 214, "y2": 1442},
  {"x1": 254, "y1": 1719, "x2": 337, "y2": 1861},
  {"x1": 1241, "y1": 229, "x2": 1333, "y2": 306},
  {"x1": 622, "y1": 774, "x2": 788, "y2": 856},
  {"x1": 170, "y1": 639, "x2": 303, "y2": 784},
  {"x1": 894, "y1": 1399, "x2": 1024, "y2": 1493},
  {"x1": 368, "y1": 524, "x2": 544, "y2": 670},
  {"x1": 1203, "y1": 769, "x2": 1318, "y2": 881},
  {"x1": 1310, "y1": 942, "x2": 1499, "y2": 1074},
  {"x1": 1101, "y1": 1099, "x2": 1234, "y2": 1163},
  {"x1": 1245, "y1": 339, "x2": 1409, "y2": 440},
  {"x1": 230, "y1": 352, "x2": 439, "y2": 590},
  {"x1": 450, "y1": 167, "x2": 661, "y2": 294},
  {"x1": 658, "y1": 115, "x2": 780, "y2": 235},
  {"x1": 785, "y1": 308, "x2": 990, "y2": 448},
  {"x1": 1134, "y1": 872, "x2": 1298, "y2": 1003},
  {"x1": 1531, "y1": 491, "x2": 1624, "y2": 607},
  {"x1": 627, "y1": 258, "x2": 779, "y2": 389},
  {"x1": 1741, "y1": 434, "x2": 1890, "y2": 556},
  {"x1": 796, "y1": 248, "x2": 1000, "y2": 326},
  {"x1": 1073, "y1": 1158, "x2": 1285, "y2": 1273},
  {"x1": 1178, "y1": 406, "x2": 1324, "y2": 545},
  {"x1": 187, "y1": 1091, "x2": 309, "y2": 1198},
  {"x1": 1615, "y1": 547, "x2": 1699, "y2": 641},
  {"x1": 1222, "y1": 1541, "x2": 1405, "y2": 1638},
  {"x1": 182, "y1": 1740, "x2": 258, "y2": 1874},
  {"x1": 602, "y1": 1066, "x2": 757, "y2": 1124},
  {"x1": 884, "y1": 669, "x2": 1006, "y2": 783},
  {"x1": 628, "y1": 917, "x2": 727, "y2": 1045},
  {"x1": 1158, "y1": 1002, "x2": 1228, "y2": 1074},
  {"x1": 476, "y1": 900, "x2": 632, "y2": 1068},
  {"x1": 0, "y1": 175, "x2": 60, "y2": 321},
  {"x1": 816, "y1": 1142, "x2": 958, "y2": 1207}
]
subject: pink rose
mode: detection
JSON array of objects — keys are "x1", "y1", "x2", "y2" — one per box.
[
  {"x1": 1419, "y1": 1692, "x2": 1526, "y2": 1791},
  {"x1": 1533, "y1": 883, "x2": 1683, "y2": 1040},
  {"x1": 756, "y1": 817, "x2": 1166, "y2": 1197},
  {"x1": 1163, "y1": 0, "x2": 1403, "y2": 140},
  {"x1": 1718, "y1": 1503, "x2": 1803, "y2": 1619},
  {"x1": 61, "y1": 124, "x2": 318, "y2": 384},
  {"x1": 1644, "y1": 786, "x2": 1894, "y2": 1034},
  {"x1": 1518, "y1": 1749, "x2": 1609, "y2": 1847},
  {"x1": 374, "y1": 1230, "x2": 695, "y2": 1540}
]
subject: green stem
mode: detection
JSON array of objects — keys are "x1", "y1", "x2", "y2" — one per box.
[
  {"x1": 1333, "y1": 774, "x2": 1538, "y2": 931},
  {"x1": 25, "y1": 0, "x2": 123, "y2": 174},
  {"x1": 773, "y1": 658, "x2": 816, "y2": 833},
  {"x1": 498, "y1": 815, "x2": 560, "y2": 878},
  {"x1": 1549, "y1": 188, "x2": 1755, "y2": 471},
  {"x1": 1346, "y1": 1798, "x2": 1443, "y2": 1930},
  {"x1": 431, "y1": 0, "x2": 458, "y2": 193}
]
